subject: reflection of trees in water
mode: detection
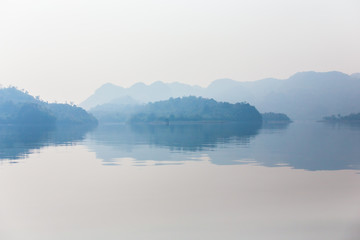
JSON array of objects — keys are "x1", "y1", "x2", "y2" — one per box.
[
  {"x1": 131, "y1": 122, "x2": 263, "y2": 151},
  {"x1": 321, "y1": 121, "x2": 360, "y2": 131},
  {"x1": 248, "y1": 122, "x2": 360, "y2": 171},
  {"x1": 0, "y1": 124, "x2": 95, "y2": 161},
  {"x1": 261, "y1": 122, "x2": 291, "y2": 130},
  {"x1": 92, "y1": 122, "x2": 262, "y2": 152},
  {"x1": 8, "y1": 121, "x2": 358, "y2": 171},
  {"x1": 0, "y1": 125, "x2": 52, "y2": 161},
  {"x1": 89, "y1": 122, "x2": 360, "y2": 171}
]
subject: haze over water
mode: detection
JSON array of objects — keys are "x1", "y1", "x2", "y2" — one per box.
[
  {"x1": 1, "y1": 0, "x2": 359, "y2": 239},
  {"x1": 0, "y1": 122, "x2": 359, "y2": 239}
]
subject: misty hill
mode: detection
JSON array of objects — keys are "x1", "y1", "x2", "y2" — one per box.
[
  {"x1": 0, "y1": 87, "x2": 97, "y2": 125},
  {"x1": 81, "y1": 82, "x2": 203, "y2": 110},
  {"x1": 81, "y1": 71, "x2": 360, "y2": 120},
  {"x1": 261, "y1": 112, "x2": 292, "y2": 123},
  {"x1": 321, "y1": 113, "x2": 360, "y2": 123},
  {"x1": 90, "y1": 96, "x2": 262, "y2": 124},
  {"x1": 0, "y1": 87, "x2": 38, "y2": 104}
]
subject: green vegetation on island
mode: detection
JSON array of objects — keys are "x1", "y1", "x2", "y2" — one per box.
[
  {"x1": 261, "y1": 112, "x2": 292, "y2": 123},
  {"x1": 321, "y1": 113, "x2": 360, "y2": 123},
  {"x1": 0, "y1": 87, "x2": 98, "y2": 126},
  {"x1": 91, "y1": 96, "x2": 263, "y2": 124}
]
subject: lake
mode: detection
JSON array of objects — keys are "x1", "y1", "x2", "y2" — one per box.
[{"x1": 0, "y1": 122, "x2": 359, "y2": 240}]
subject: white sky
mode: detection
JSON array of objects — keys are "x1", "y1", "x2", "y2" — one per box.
[{"x1": 0, "y1": 0, "x2": 359, "y2": 104}]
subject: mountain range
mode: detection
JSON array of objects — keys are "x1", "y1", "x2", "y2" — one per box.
[{"x1": 80, "y1": 71, "x2": 360, "y2": 120}]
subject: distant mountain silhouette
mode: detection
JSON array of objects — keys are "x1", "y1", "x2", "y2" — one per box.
[
  {"x1": 81, "y1": 81, "x2": 203, "y2": 110},
  {"x1": 81, "y1": 71, "x2": 360, "y2": 120},
  {"x1": 0, "y1": 87, "x2": 98, "y2": 125}
]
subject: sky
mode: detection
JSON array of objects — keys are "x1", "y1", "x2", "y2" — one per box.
[{"x1": 0, "y1": 0, "x2": 359, "y2": 104}]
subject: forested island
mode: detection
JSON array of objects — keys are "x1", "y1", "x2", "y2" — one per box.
[
  {"x1": 1, "y1": 87, "x2": 292, "y2": 126},
  {"x1": 321, "y1": 113, "x2": 360, "y2": 123},
  {"x1": 91, "y1": 96, "x2": 263, "y2": 124},
  {"x1": 0, "y1": 87, "x2": 97, "y2": 125},
  {"x1": 261, "y1": 112, "x2": 292, "y2": 123}
]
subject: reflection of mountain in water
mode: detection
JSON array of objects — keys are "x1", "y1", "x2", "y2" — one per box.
[
  {"x1": 86, "y1": 122, "x2": 262, "y2": 165},
  {"x1": 86, "y1": 122, "x2": 360, "y2": 171},
  {"x1": 3, "y1": 121, "x2": 358, "y2": 171},
  {"x1": 0, "y1": 124, "x2": 95, "y2": 162},
  {"x1": 129, "y1": 123, "x2": 259, "y2": 150},
  {"x1": 209, "y1": 122, "x2": 360, "y2": 170}
]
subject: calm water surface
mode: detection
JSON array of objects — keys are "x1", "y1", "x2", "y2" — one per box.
[{"x1": 0, "y1": 122, "x2": 359, "y2": 240}]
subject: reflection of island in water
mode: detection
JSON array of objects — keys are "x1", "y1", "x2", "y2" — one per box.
[
  {"x1": 0, "y1": 124, "x2": 95, "y2": 162},
  {"x1": 86, "y1": 122, "x2": 262, "y2": 166},
  {"x1": 91, "y1": 122, "x2": 262, "y2": 150},
  {"x1": 87, "y1": 122, "x2": 259, "y2": 164},
  {"x1": 2, "y1": 121, "x2": 359, "y2": 171},
  {"x1": 86, "y1": 122, "x2": 360, "y2": 171}
]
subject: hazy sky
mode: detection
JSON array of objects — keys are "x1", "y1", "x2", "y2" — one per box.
[{"x1": 1, "y1": 0, "x2": 359, "y2": 103}]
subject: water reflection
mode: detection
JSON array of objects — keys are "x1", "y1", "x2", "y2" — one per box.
[
  {"x1": 0, "y1": 124, "x2": 94, "y2": 162},
  {"x1": 92, "y1": 122, "x2": 261, "y2": 150},
  {"x1": 85, "y1": 122, "x2": 261, "y2": 165},
  {"x1": 216, "y1": 122, "x2": 360, "y2": 170},
  {"x1": 1, "y1": 121, "x2": 359, "y2": 171},
  {"x1": 86, "y1": 122, "x2": 360, "y2": 171},
  {"x1": 321, "y1": 121, "x2": 360, "y2": 131}
]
